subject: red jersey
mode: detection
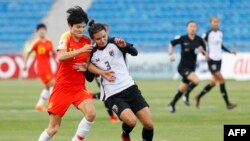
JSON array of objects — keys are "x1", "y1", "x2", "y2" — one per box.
[
  {"x1": 55, "y1": 32, "x2": 91, "y2": 86},
  {"x1": 31, "y1": 39, "x2": 53, "y2": 72}
]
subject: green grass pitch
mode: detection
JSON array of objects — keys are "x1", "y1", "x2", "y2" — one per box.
[{"x1": 0, "y1": 79, "x2": 249, "y2": 141}]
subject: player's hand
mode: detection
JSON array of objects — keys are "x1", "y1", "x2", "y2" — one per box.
[
  {"x1": 114, "y1": 38, "x2": 127, "y2": 48},
  {"x1": 100, "y1": 70, "x2": 116, "y2": 82},
  {"x1": 80, "y1": 44, "x2": 94, "y2": 53},
  {"x1": 205, "y1": 53, "x2": 210, "y2": 61},
  {"x1": 169, "y1": 54, "x2": 175, "y2": 62},
  {"x1": 73, "y1": 63, "x2": 87, "y2": 72},
  {"x1": 231, "y1": 50, "x2": 237, "y2": 55}
]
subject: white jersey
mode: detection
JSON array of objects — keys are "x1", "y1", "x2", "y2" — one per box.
[
  {"x1": 203, "y1": 30, "x2": 223, "y2": 61},
  {"x1": 90, "y1": 38, "x2": 136, "y2": 100}
]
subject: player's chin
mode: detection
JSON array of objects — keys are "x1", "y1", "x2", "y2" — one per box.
[{"x1": 76, "y1": 33, "x2": 84, "y2": 38}]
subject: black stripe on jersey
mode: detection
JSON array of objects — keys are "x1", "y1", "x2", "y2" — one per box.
[
  {"x1": 203, "y1": 30, "x2": 212, "y2": 42},
  {"x1": 203, "y1": 30, "x2": 212, "y2": 53},
  {"x1": 100, "y1": 77, "x2": 106, "y2": 101}
]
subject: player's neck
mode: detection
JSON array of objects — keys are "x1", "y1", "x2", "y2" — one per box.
[
  {"x1": 39, "y1": 37, "x2": 46, "y2": 41},
  {"x1": 188, "y1": 34, "x2": 195, "y2": 40},
  {"x1": 72, "y1": 36, "x2": 80, "y2": 42}
]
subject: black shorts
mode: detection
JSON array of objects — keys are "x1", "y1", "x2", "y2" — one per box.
[
  {"x1": 105, "y1": 85, "x2": 149, "y2": 117},
  {"x1": 208, "y1": 59, "x2": 222, "y2": 73},
  {"x1": 178, "y1": 67, "x2": 194, "y2": 83}
]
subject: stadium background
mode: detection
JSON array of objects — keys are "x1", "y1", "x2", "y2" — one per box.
[{"x1": 0, "y1": 0, "x2": 250, "y2": 141}]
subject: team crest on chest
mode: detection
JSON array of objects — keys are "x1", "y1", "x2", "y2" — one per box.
[
  {"x1": 109, "y1": 50, "x2": 114, "y2": 56},
  {"x1": 95, "y1": 58, "x2": 100, "y2": 62}
]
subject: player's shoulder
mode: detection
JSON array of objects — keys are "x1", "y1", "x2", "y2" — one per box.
[
  {"x1": 32, "y1": 39, "x2": 40, "y2": 44},
  {"x1": 31, "y1": 39, "x2": 40, "y2": 47},
  {"x1": 60, "y1": 31, "x2": 71, "y2": 40},
  {"x1": 218, "y1": 29, "x2": 224, "y2": 35},
  {"x1": 80, "y1": 35, "x2": 91, "y2": 43},
  {"x1": 46, "y1": 38, "x2": 53, "y2": 43},
  {"x1": 173, "y1": 35, "x2": 183, "y2": 40},
  {"x1": 195, "y1": 35, "x2": 203, "y2": 40}
]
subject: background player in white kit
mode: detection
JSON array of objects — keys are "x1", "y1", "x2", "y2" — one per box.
[
  {"x1": 86, "y1": 20, "x2": 154, "y2": 141},
  {"x1": 195, "y1": 16, "x2": 237, "y2": 109}
]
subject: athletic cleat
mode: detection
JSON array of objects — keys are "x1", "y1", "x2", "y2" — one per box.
[
  {"x1": 183, "y1": 95, "x2": 190, "y2": 106},
  {"x1": 227, "y1": 103, "x2": 237, "y2": 110},
  {"x1": 168, "y1": 103, "x2": 175, "y2": 113},
  {"x1": 110, "y1": 115, "x2": 119, "y2": 123},
  {"x1": 195, "y1": 95, "x2": 200, "y2": 109},
  {"x1": 121, "y1": 134, "x2": 131, "y2": 141},
  {"x1": 35, "y1": 105, "x2": 47, "y2": 111}
]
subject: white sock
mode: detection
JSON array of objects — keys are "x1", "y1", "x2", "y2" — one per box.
[
  {"x1": 36, "y1": 89, "x2": 49, "y2": 106},
  {"x1": 38, "y1": 130, "x2": 51, "y2": 141},
  {"x1": 72, "y1": 118, "x2": 94, "y2": 141},
  {"x1": 49, "y1": 87, "x2": 53, "y2": 95}
]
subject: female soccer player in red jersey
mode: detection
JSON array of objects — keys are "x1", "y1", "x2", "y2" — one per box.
[
  {"x1": 38, "y1": 6, "x2": 113, "y2": 141},
  {"x1": 24, "y1": 23, "x2": 55, "y2": 111}
]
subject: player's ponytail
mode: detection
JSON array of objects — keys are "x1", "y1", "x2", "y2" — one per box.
[
  {"x1": 88, "y1": 20, "x2": 107, "y2": 39},
  {"x1": 89, "y1": 19, "x2": 95, "y2": 27}
]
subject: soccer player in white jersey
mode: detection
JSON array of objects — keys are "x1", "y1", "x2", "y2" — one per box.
[
  {"x1": 86, "y1": 20, "x2": 154, "y2": 141},
  {"x1": 195, "y1": 16, "x2": 237, "y2": 110}
]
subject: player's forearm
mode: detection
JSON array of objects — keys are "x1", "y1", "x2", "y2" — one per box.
[
  {"x1": 198, "y1": 46, "x2": 208, "y2": 56},
  {"x1": 168, "y1": 44, "x2": 174, "y2": 55},
  {"x1": 222, "y1": 45, "x2": 231, "y2": 53},
  {"x1": 24, "y1": 52, "x2": 32, "y2": 66},
  {"x1": 88, "y1": 63, "x2": 104, "y2": 76},
  {"x1": 123, "y1": 43, "x2": 138, "y2": 56},
  {"x1": 57, "y1": 49, "x2": 82, "y2": 61}
]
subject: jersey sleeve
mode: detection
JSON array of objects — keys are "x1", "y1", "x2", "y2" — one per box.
[
  {"x1": 170, "y1": 35, "x2": 182, "y2": 46},
  {"x1": 109, "y1": 37, "x2": 138, "y2": 56},
  {"x1": 199, "y1": 37, "x2": 206, "y2": 51},
  {"x1": 202, "y1": 33, "x2": 208, "y2": 42},
  {"x1": 57, "y1": 32, "x2": 70, "y2": 50}
]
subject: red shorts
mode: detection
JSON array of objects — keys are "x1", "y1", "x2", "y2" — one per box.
[
  {"x1": 48, "y1": 84, "x2": 93, "y2": 117},
  {"x1": 38, "y1": 70, "x2": 54, "y2": 84}
]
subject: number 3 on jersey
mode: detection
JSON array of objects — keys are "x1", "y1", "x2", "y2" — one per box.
[{"x1": 105, "y1": 61, "x2": 111, "y2": 70}]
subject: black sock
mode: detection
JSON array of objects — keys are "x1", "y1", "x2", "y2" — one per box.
[
  {"x1": 104, "y1": 101, "x2": 113, "y2": 116},
  {"x1": 220, "y1": 83, "x2": 230, "y2": 105},
  {"x1": 185, "y1": 82, "x2": 197, "y2": 99},
  {"x1": 170, "y1": 90, "x2": 183, "y2": 106},
  {"x1": 122, "y1": 123, "x2": 134, "y2": 137},
  {"x1": 142, "y1": 128, "x2": 153, "y2": 141},
  {"x1": 197, "y1": 84, "x2": 213, "y2": 98},
  {"x1": 93, "y1": 92, "x2": 100, "y2": 99}
]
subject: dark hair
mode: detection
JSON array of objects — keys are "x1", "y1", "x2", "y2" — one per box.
[
  {"x1": 186, "y1": 20, "x2": 197, "y2": 27},
  {"x1": 88, "y1": 20, "x2": 107, "y2": 39},
  {"x1": 36, "y1": 23, "x2": 46, "y2": 31},
  {"x1": 67, "y1": 6, "x2": 89, "y2": 26}
]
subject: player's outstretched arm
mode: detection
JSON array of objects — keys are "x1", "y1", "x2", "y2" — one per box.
[
  {"x1": 198, "y1": 46, "x2": 210, "y2": 60},
  {"x1": 168, "y1": 43, "x2": 175, "y2": 62},
  {"x1": 57, "y1": 44, "x2": 93, "y2": 61},
  {"x1": 114, "y1": 38, "x2": 138, "y2": 56},
  {"x1": 222, "y1": 44, "x2": 237, "y2": 55},
  {"x1": 23, "y1": 50, "x2": 33, "y2": 71}
]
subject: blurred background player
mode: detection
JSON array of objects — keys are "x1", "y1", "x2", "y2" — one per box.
[
  {"x1": 23, "y1": 23, "x2": 56, "y2": 111},
  {"x1": 167, "y1": 21, "x2": 208, "y2": 113},
  {"x1": 86, "y1": 20, "x2": 154, "y2": 141},
  {"x1": 92, "y1": 75, "x2": 119, "y2": 122},
  {"x1": 195, "y1": 16, "x2": 237, "y2": 110}
]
